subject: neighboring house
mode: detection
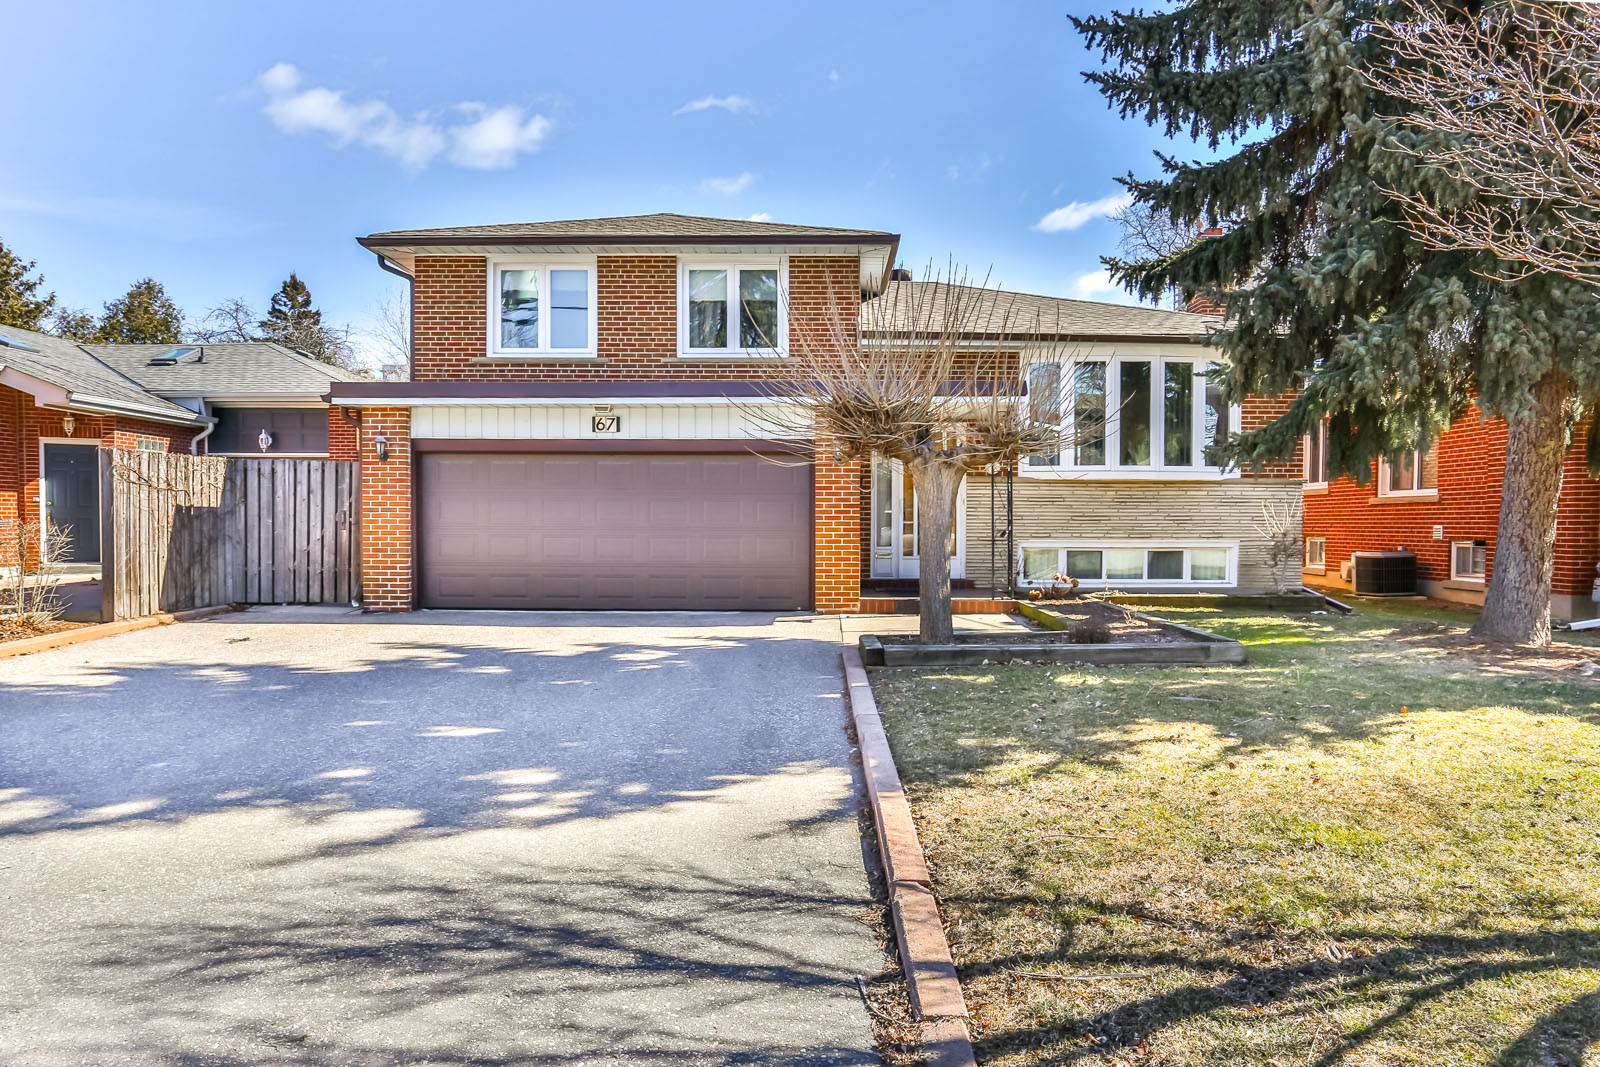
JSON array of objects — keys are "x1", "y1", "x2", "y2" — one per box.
[
  {"x1": 1301, "y1": 407, "x2": 1600, "y2": 619},
  {"x1": 0, "y1": 323, "x2": 365, "y2": 567},
  {"x1": 331, "y1": 212, "x2": 1304, "y2": 614}
]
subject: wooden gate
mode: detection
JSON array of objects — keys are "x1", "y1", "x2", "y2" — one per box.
[{"x1": 102, "y1": 450, "x2": 360, "y2": 619}]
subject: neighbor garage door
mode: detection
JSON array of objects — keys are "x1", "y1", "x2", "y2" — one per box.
[{"x1": 418, "y1": 452, "x2": 812, "y2": 610}]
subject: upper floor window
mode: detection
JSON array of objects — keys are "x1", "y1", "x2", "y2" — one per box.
[
  {"x1": 1377, "y1": 447, "x2": 1437, "y2": 497},
  {"x1": 1025, "y1": 356, "x2": 1235, "y2": 474},
  {"x1": 489, "y1": 258, "x2": 597, "y2": 357},
  {"x1": 679, "y1": 259, "x2": 786, "y2": 356},
  {"x1": 1304, "y1": 419, "x2": 1330, "y2": 487}
]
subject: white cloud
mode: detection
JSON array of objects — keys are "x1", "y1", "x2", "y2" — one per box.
[
  {"x1": 0, "y1": 191, "x2": 264, "y2": 240},
  {"x1": 701, "y1": 171, "x2": 755, "y2": 196},
  {"x1": 827, "y1": 69, "x2": 842, "y2": 84},
  {"x1": 1068, "y1": 269, "x2": 1142, "y2": 306},
  {"x1": 253, "y1": 63, "x2": 551, "y2": 171},
  {"x1": 672, "y1": 94, "x2": 756, "y2": 117},
  {"x1": 1034, "y1": 192, "x2": 1132, "y2": 233},
  {"x1": 745, "y1": 212, "x2": 772, "y2": 222}
]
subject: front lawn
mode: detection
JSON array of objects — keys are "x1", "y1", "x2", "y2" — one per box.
[{"x1": 870, "y1": 603, "x2": 1600, "y2": 1065}]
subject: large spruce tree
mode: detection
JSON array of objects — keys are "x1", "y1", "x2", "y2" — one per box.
[{"x1": 1075, "y1": 0, "x2": 1600, "y2": 645}]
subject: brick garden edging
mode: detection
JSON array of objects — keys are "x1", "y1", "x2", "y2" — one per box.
[
  {"x1": 842, "y1": 646, "x2": 978, "y2": 1067},
  {"x1": 0, "y1": 604, "x2": 237, "y2": 660}
]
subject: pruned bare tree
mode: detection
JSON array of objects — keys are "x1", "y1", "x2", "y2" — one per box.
[
  {"x1": 188, "y1": 297, "x2": 261, "y2": 344},
  {"x1": 0, "y1": 520, "x2": 70, "y2": 628},
  {"x1": 1367, "y1": 0, "x2": 1600, "y2": 284},
  {"x1": 750, "y1": 265, "x2": 1074, "y2": 643}
]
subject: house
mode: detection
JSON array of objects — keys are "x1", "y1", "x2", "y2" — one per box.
[
  {"x1": 0, "y1": 323, "x2": 365, "y2": 567},
  {"x1": 1301, "y1": 406, "x2": 1600, "y2": 619},
  {"x1": 330, "y1": 212, "x2": 1304, "y2": 614}
]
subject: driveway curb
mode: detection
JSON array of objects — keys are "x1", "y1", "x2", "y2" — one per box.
[
  {"x1": 841, "y1": 647, "x2": 977, "y2": 1066},
  {"x1": 0, "y1": 604, "x2": 237, "y2": 660}
]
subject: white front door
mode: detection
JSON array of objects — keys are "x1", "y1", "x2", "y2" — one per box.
[{"x1": 869, "y1": 456, "x2": 965, "y2": 579}]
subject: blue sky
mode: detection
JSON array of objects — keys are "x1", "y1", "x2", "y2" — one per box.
[{"x1": 1, "y1": 0, "x2": 1193, "y2": 365}]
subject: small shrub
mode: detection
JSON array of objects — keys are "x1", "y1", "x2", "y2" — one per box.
[{"x1": 1068, "y1": 620, "x2": 1112, "y2": 643}]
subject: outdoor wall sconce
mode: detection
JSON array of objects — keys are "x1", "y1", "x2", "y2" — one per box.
[
  {"x1": 61, "y1": 415, "x2": 75, "y2": 436},
  {"x1": 374, "y1": 434, "x2": 390, "y2": 462},
  {"x1": 257, "y1": 429, "x2": 273, "y2": 452}
]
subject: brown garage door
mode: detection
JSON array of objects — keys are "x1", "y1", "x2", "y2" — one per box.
[{"x1": 418, "y1": 452, "x2": 812, "y2": 610}]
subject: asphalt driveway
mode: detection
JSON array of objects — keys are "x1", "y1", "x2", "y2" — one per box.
[{"x1": 0, "y1": 608, "x2": 881, "y2": 1066}]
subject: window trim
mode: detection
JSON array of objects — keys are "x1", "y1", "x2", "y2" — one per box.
[
  {"x1": 1016, "y1": 540, "x2": 1238, "y2": 588},
  {"x1": 677, "y1": 256, "x2": 788, "y2": 358},
  {"x1": 1021, "y1": 355, "x2": 1242, "y2": 479},
  {"x1": 1304, "y1": 420, "x2": 1329, "y2": 489},
  {"x1": 486, "y1": 255, "x2": 599, "y2": 359},
  {"x1": 1450, "y1": 539, "x2": 1487, "y2": 584},
  {"x1": 1376, "y1": 449, "x2": 1433, "y2": 497},
  {"x1": 1303, "y1": 536, "x2": 1326, "y2": 573}
]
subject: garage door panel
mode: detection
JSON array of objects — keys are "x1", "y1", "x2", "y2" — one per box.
[{"x1": 419, "y1": 452, "x2": 811, "y2": 610}]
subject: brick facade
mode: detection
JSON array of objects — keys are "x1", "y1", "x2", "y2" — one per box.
[
  {"x1": 328, "y1": 405, "x2": 359, "y2": 461},
  {"x1": 357, "y1": 407, "x2": 413, "y2": 611},
  {"x1": 1302, "y1": 406, "x2": 1600, "y2": 617}
]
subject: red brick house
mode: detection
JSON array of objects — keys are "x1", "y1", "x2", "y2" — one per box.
[
  {"x1": 333, "y1": 213, "x2": 1305, "y2": 614},
  {"x1": 0, "y1": 323, "x2": 363, "y2": 567},
  {"x1": 1301, "y1": 407, "x2": 1600, "y2": 619}
]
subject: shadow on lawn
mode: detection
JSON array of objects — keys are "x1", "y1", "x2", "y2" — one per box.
[{"x1": 957, "y1": 894, "x2": 1600, "y2": 1066}]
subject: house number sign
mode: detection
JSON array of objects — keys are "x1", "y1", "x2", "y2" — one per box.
[{"x1": 591, "y1": 414, "x2": 621, "y2": 434}]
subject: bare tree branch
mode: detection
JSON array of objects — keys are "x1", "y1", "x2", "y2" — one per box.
[{"x1": 1366, "y1": 0, "x2": 1600, "y2": 284}]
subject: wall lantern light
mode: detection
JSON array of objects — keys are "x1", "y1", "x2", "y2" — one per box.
[
  {"x1": 374, "y1": 434, "x2": 390, "y2": 463},
  {"x1": 257, "y1": 429, "x2": 273, "y2": 453},
  {"x1": 61, "y1": 415, "x2": 75, "y2": 437}
]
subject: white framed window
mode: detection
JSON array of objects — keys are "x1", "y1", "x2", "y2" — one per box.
[
  {"x1": 1023, "y1": 355, "x2": 1238, "y2": 477},
  {"x1": 1377, "y1": 448, "x2": 1436, "y2": 497},
  {"x1": 487, "y1": 256, "x2": 598, "y2": 357},
  {"x1": 1304, "y1": 420, "x2": 1329, "y2": 488},
  {"x1": 1018, "y1": 541, "x2": 1236, "y2": 587},
  {"x1": 678, "y1": 257, "x2": 787, "y2": 357},
  {"x1": 1304, "y1": 536, "x2": 1326, "y2": 570},
  {"x1": 1452, "y1": 540, "x2": 1487, "y2": 583}
]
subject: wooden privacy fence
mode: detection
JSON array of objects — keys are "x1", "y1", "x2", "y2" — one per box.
[{"x1": 102, "y1": 450, "x2": 360, "y2": 620}]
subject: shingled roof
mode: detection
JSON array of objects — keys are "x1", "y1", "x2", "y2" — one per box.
[
  {"x1": 89, "y1": 342, "x2": 368, "y2": 396},
  {"x1": 862, "y1": 281, "x2": 1219, "y2": 342},
  {"x1": 0, "y1": 324, "x2": 202, "y2": 424},
  {"x1": 361, "y1": 212, "x2": 897, "y2": 245}
]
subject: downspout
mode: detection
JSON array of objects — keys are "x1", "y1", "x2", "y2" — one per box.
[
  {"x1": 189, "y1": 400, "x2": 217, "y2": 455},
  {"x1": 373, "y1": 253, "x2": 414, "y2": 380}
]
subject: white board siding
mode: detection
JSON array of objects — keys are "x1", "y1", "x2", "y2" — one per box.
[
  {"x1": 409, "y1": 403, "x2": 796, "y2": 441},
  {"x1": 963, "y1": 477, "x2": 1303, "y2": 592}
]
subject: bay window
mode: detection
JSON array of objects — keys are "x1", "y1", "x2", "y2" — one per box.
[
  {"x1": 680, "y1": 259, "x2": 786, "y2": 355},
  {"x1": 1024, "y1": 355, "x2": 1237, "y2": 474},
  {"x1": 488, "y1": 259, "x2": 596, "y2": 356}
]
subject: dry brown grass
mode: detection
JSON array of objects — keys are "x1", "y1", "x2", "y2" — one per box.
[{"x1": 870, "y1": 602, "x2": 1600, "y2": 1065}]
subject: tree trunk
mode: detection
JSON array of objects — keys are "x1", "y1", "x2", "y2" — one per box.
[
  {"x1": 1472, "y1": 372, "x2": 1572, "y2": 646},
  {"x1": 911, "y1": 457, "x2": 965, "y2": 644}
]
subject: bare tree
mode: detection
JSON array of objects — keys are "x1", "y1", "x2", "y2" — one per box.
[
  {"x1": 0, "y1": 520, "x2": 70, "y2": 628},
  {"x1": 752, "y1": 266, "x2": 1071, "y2": 643},
  {"x1": 1252, "y1": 499, "x2": 1303, "y2": 594},
  {"x1": 1110, "y1": 200, "x2": 1205, "y2": 308},
  {"x1": 188, "y1": 297, "x2": 260, "y2": 344},
  {"x1": 1367, "y1": 0, "x2": 1600, "y2": 284},
  {"x1": 369, "y1": 288, "x2": 412, "y2": 380}
]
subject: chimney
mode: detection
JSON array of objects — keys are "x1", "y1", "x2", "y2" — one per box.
[
  {"x1": 1185, "y1": 228, "x2": 1228, "y2": 316},
  {"x1": 888, "y1": 266, "x2": 913, "y2": 282}
]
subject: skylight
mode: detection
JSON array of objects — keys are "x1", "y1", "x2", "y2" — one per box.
[
  {"x1": 146, "y1": 346, "x2": 201, "y2": 366},
  {"x1": 0, "y1": 330, "x2": 41, "y2": 354}
]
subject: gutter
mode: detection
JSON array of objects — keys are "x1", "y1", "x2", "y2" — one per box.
[{"x1": 189, "y1": 401, "x2": 218, "y2": 456}]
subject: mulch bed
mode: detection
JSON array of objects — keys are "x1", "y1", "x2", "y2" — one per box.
[
  {"x1": 0, "y1": 618, "x2": 92, "y2": 644},
  {"x1": 882, "y1": 599, "x2": 1193, "y2": 647}
]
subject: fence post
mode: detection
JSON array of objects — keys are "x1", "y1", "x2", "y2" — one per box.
[{"x1": 98, "y1": 447, "x2": 116, "y2": 623}]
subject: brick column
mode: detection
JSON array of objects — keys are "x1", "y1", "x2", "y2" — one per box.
[
  {"x1": 813, "y1": 435, "x2": 862, "y2": 614},
  {"x1": 328, "y1": 406, "x2": 359, "y2": 461},
  {"x1": 359, "y1": 407, "x2": 413, "y2": 611}
]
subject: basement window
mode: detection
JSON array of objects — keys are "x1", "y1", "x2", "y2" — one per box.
[
  {"x1": 1452, "y1": 540, "x2": 1487, "y2": 583},
  {"x1": 1304, "y1": 536, "x2": 1326, "y2": 571},
  {"x1": 1019, "y1": 542, "x2": 1235, "y2": 587}
]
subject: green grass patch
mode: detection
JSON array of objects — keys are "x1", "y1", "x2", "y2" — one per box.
[{"x1": 871, "y1": 602, "x2": 1600, "y2": 1065}]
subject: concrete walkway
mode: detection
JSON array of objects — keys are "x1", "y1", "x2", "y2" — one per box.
[{"x1": 0, "y1": 608, "x2": 885, "y2": 1066}]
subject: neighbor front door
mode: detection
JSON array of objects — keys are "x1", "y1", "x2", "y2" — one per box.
[
  {"x1": 43, "y1": 443, "x2": 100, "y2": 563},
  {"x1": 868, "y1": 456, "x2": 965, "y2": 580}
]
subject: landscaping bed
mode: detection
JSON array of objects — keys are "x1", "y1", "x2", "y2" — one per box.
[
  {"x1": 0, "y1": 617, "x2": 90, "y2": 644},
  {"x1": 868, "y1": 601, "x2": 1600, "y2": 1066},
  {"x1": 859, "y1": 600, "x2": 1245, "y2": 667}
]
